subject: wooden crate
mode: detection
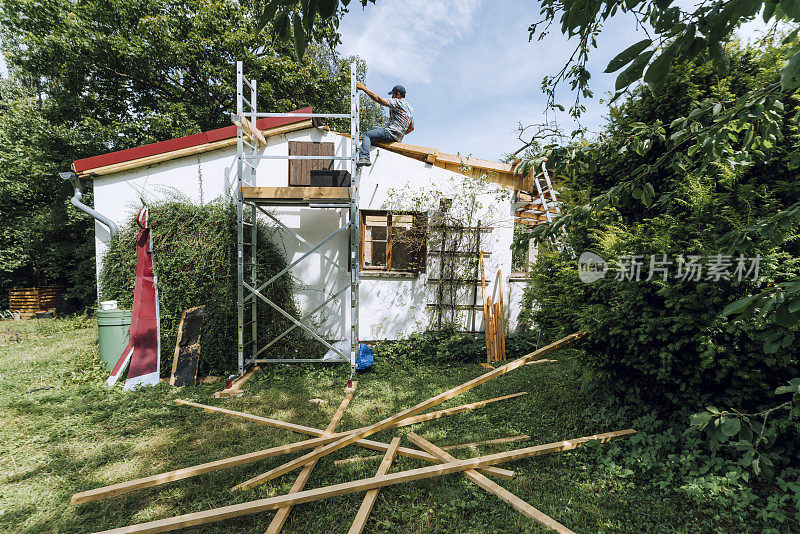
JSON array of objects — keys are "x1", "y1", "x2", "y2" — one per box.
[{"x1": 8, "y1": 286, "x2": 64, "y2": 317}]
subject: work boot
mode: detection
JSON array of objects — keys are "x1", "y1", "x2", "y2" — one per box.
[{"x1": 357, "y1": 158, "x2": 371, "y2": 167}]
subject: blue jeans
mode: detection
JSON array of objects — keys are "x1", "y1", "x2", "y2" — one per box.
[{"x1": 358, "y1": 127, "x2": 395, "y2": 160}]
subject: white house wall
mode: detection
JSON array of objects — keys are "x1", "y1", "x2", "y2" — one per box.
[{"x1": 91, "y1": 127, "x2": 526, "y2": 342}]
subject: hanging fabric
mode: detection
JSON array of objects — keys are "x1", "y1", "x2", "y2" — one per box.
[{"x1": 107, "y1": 206, "x2": 161, "y2": 389}]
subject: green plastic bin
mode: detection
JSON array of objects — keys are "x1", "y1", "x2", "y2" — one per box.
[{"x1": 97, "y1": 309, "x2": 132, "y2": 371}]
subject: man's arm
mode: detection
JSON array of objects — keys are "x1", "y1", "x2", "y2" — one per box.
[
  {"x1": 357, "y1": 82, "x2": 389, "y2": 107},
  {"x1": 405, "y1": 118, "x2": 414, "y2": 135}
]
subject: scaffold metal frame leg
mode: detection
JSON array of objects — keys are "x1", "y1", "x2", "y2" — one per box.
[{"x1": 235, "y1": 60, "x2": 360, "y2": 374}]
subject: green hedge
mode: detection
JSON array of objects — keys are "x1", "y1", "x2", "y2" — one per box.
[
  {"x1": 100, "y1": 201, "x2": 300, "y2": 376},
  {"x1": 519, "y1": 47, "x2": 800, "y2": 411}
]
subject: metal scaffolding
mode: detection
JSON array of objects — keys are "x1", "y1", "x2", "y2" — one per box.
[{"x1": 234, "y1": 60, "x2": 361, "y2": 378}]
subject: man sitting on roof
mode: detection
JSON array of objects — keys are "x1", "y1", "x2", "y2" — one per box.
[{"x1": 355, "y1": 82, "x2": 414, "y2": 167}]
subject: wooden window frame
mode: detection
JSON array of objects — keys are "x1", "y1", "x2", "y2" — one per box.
[{"x1": 360, "y1": 210, "x2": 426, "y2": 274}]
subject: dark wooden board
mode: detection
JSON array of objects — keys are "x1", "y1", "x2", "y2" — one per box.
[
  {"x1": 169, "y1": 306, "x2": 205, "y2": 387},
  {"x1": 289, "y1": 141, "x2": 334, "y2": 186}
]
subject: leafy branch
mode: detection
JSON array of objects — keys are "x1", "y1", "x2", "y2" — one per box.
[{"x1": 688, "y1": 378, "x2": 800, "y2": 474}]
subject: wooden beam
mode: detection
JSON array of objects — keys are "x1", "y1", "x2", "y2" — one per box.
[
  {"x1": 334, "y1": 435, "x2": 530, "y2": 466},
  {"x1": 407, "y1": 433, "x2": 575, "y2": 534},
  {"x1": 425, "y1": 150, "x2": 438, "y2": 165},
  {"x1": 239, "y1": 115, "x2": 268, "y2": 147},
  {"x1": 92, "y1": 429, "x2": 636, "y2": 534},
  {"x1": 441, "y1": 434, "x2": 530, "y2": 450},
  {"x1": 71, "y1": 434, "x2": 345, "y2": 506},
  {"x1": 515, "y1": 212, "x2": 550, "y2": 222},
  {"x1": 176, "y1": 391, "x2": 527, "y2": 434},
  {"x1": 347, "y1": 437, "x2": 401, "y2": 534},
  {"x1": 515, "y1": 218, "x2": 547, "y2": 228},
  {"x1": 169, "y1": 309, "x2": 189, "y2": 386},
  {"x1": 497, "y1": 271, "x2": 506, "y2": 361},
  {"x1": 328, "y1": 131, "x2": 525, "y2": 190},
  {"x1": 173, "y1": 399, "x2": 325, "y2": 435},
  {"x1": 266, "y1": 383, "x2": 356, "y2": 534},
  {"x1": 395, "y1": 391, "x2": 527, "y2": 426},
  {"x1": 479, "y1": 252, "x2": 493, "y2": 363},
  {"x1": 514, "y1": 205, "x2": 560, "y2": 216},
  {"x1": 76, "y1": 121, "x2": 313, "y2": 178},
  {"x1": 213, "y1": 366, "x2": 260, "y2": 398},
  {"x1": 70, "y1": 395, "x2": 521, "y2": 506},
  {"x1": 232, "y1": 332, "x2": 585, "y2": 491},
  {"x1": 176, "y1": 396, "x2": 520, "y2": 435},
  {"x1": 242, "y1": 186, "x2": 350, "y2": 201}
]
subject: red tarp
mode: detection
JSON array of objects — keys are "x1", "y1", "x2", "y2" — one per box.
[{"x1": 107, "y1": 207, "x2": 161, "y2": 389}]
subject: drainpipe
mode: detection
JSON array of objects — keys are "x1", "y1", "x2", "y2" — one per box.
[{"x1": 60, "y1": 171, "x2": 119, "y2": 238}]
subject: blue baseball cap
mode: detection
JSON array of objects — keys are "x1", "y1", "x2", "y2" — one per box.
[{"x1": 388, "y1": 85, "x2": 406, "y2": 97}]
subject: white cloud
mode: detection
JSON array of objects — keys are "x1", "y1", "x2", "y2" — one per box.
[
  {"x1": 338, "y1": 1, "x2": 655, "y2": 160},
  {"x1": 339, "y1": 0, "x2": 481, "y2": 84}
]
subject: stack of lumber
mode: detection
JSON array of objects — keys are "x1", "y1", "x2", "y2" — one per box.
[
  {"x1": 480, "y1": 253, "x2": 506, "y2": 363},
  {"x1": 7, "y1": 286, "x2": 63, "y2": 318},
  {"x1": 71, "y1": 331, "x2": 637, "y2": 534}
]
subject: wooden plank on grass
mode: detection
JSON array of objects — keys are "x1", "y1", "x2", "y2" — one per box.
[
  {"x1": 347, "y1": 437, "x2": 401, "y2": 534},
  {"x1": 407, "y1": 433, "x2": 575, "y2": 534},
  {"x1": 393, "y1": 392, "x2": 527, "y2": 427},
  {"x1": 71, "y1": 400, "x2": 518, "y2": 506},
  {"x1": 265, "y1": 383, "x2": 357, "y2": 534},
  {"x1": 232, "y1": 332, "x2": 584, "y2": 491},
  {"x1": 213, "y1": 365, "x2": 260, "y2": 398},
  {"x1": 92, "y1": 429, "x2": 635, "y2": 534},
  {"x1": 334, "y1": 435, "x2": 530, "y2": 466},
  {"x1": 177, "y1": 392, "x2": 527, "y2": 434}
]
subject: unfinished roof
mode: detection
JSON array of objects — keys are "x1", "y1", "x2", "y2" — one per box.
[
  {"x1": 370, "y1": 140, "x2": 525, "y2": 190},
  {"x1": 71, "y1": 110, "x2": 530, "y2": 191}
]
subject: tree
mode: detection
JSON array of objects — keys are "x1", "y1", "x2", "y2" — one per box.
[
  {"x1": 0, "y1": 0, "x2": 382, "y2": 309},
  {"x1": 520, "y1": 40, "x2": 799, "y2": 476},
  {"x1": 0, "y1": 79, "x2": 97, "y2": 308},
  {"x1": 1, "y1": 0, "x2": 369, "y2": 148}
]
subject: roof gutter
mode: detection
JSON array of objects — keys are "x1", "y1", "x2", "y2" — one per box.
[{"x1": 60, "y1": 171, "x2": 119, "y2": 238}]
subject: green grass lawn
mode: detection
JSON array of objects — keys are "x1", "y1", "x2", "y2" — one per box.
[{"x1": 1, "y1": 318, "x2": 741, "y2": 533}]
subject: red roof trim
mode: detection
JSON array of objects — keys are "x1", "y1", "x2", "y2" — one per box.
[{"x1": 72, "y1": 107, "x2": 313, "y2": 173}]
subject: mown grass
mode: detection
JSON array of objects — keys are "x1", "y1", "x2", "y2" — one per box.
[{"x1": 1, "y1": 317, "x2": 740, "y2": 533}]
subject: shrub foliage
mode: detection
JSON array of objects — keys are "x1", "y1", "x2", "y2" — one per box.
[
  {"x1": 101, "y1": 201, "x2": 299, "y2": 375},
  {"x1": 521, "y1": 42, "x2": 800, "y2": 411}
]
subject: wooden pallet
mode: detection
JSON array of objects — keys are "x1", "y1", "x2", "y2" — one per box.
[{"x1": 7, "y1": 286, "x2": 63, "y2": 317}]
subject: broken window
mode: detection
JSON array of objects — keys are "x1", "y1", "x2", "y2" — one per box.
[{"x1": 361, "y1": 211, "x2": 427, "y2": 273}]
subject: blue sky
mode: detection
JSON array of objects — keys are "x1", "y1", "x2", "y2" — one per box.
[
  {"x1": 339, "y1": 0, "x2": 774, "y2": 162},
  {"x1": 0, "y1": 1, "x2": 772, "y2": 161}
]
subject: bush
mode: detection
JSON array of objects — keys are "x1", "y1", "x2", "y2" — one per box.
[
  {"x1": 373, "y1": 327, "x2": 543, "y2": 365},
  {"x1": 520, "y1": 45, "x2": 800, "y2": 412},
  {"x1": 101, "y1": 201, "x2": 300, "y2": 376}
]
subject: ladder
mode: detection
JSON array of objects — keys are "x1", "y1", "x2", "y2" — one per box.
[
  {"x1": 234, "y1": 61, "x2": 361, "y2": 380},
  {"x1": 513, "y1": 158, "x2": 562, "y2": 228}
]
